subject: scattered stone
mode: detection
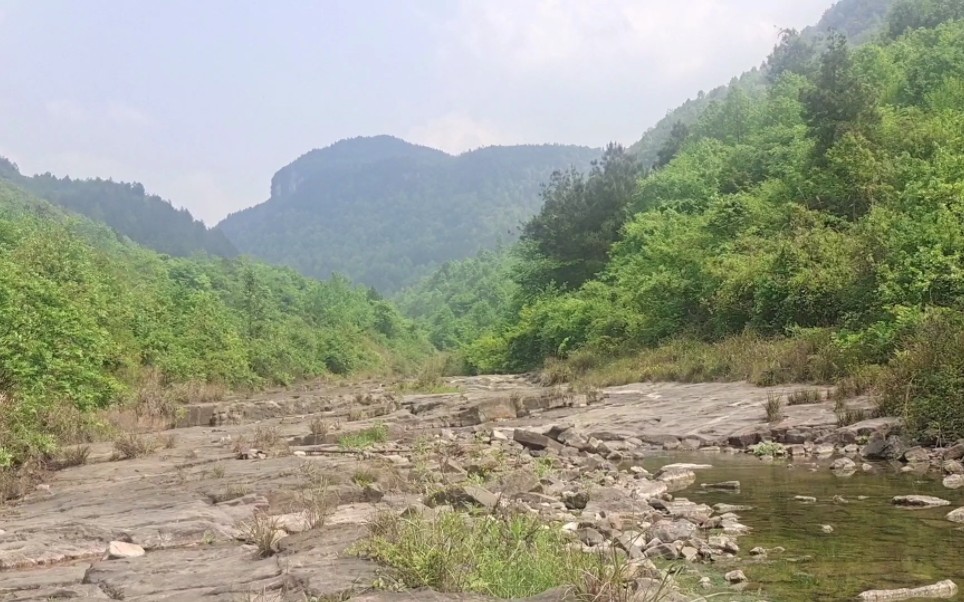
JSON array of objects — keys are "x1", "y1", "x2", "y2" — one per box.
[
  {"x1": 750, "y1": 546, "x2": 767, "y2": 556},
  {"x1": 656, "y1": 468, "x2": 696, "y2": 490},
  {"x1": 902, "y1": 447, "x2": 930, "y2": 464},
  {"x1": 292, "y1": 450, "x2": 307, "y2": 457},
  {"x1": 237, "y1": 448, "x2": 267, "y2": 460},
  {"x1": 440, "y1": 458, "x2": 467, "y2": 475},
  {"x1": 830, "y1": 457, "x2": 856, "y2": 472},
  {"x1": 862, "y1": 463, "x2": 874, "y2": 472},
  {"x1": 724, "y1": 570, "x2": 748, "y2": 583},
  {"x1": 943, "y1": 474, "x2": 964, "y2": 490},
  {"x1": 106, "y1": 541, "x2": 145, "y2": 560},
  {"x1": 862, "y1": 434, "x2": 906, "y2": 461},
  {"x1": 655, "y1": 463, "x2": 712, "y2": 475},
  {"x1": 946, "y1": 507, "x2": 964, "y2": 523},
  {"x1": 562, "y1": 491, "x2": 590, "y2": 510},
  {"x1": 856, "y1": 579, "x2": 958, "y2": 601},
  {"x1": 814, "y1": 443, "x2": 834, "y2": 456},
  {"x1": 943, "y1": 459, "x2": 964, "y2": 475},
  {"x1": 821, "y1": 524, "x2": 834, "y2": 533},
  {"x1": 714, "y1": 503, "x2": 752, "y2": 513},
  {"x1": 651, "y1": 519, "x2": 697, "y2": 543},
  {"x1": 892, "y1": 495, "x2": 951, "y2": 508},
  {"x1": 794, "y1": 496, "x2": 817, "y2": 503},
  {"x1": 576, "y1": 527, "x2": 605, "y2": 547},
  {"x1": 681, "y1": 545, "x2": 699, "y2": 561},
  {"x1": 513, "y1": 429, "x2": 559, "y2": 451},
  {"x1": 833, "y1": 495, "x2": 849, "y2": 504},
  {"x1": 701, "y1": 481, "x2": 740, "y2": 491},
  {"x1": 425, "y1": 485, "x2": 499, "y2": 510},
  {"x1": 943, "y1": 442, "x2": 964, "y2": 461},
  {"x1": 699, "y1": 576, "x2": 712, "y2": 589},
  {"x1": 360, "y1": 483, "x2": 384, "y2": 503}
]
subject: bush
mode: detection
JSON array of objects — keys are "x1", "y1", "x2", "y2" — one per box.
[
  {"x1": 878, "y1": 309, "x2": 964, "y2": 443},
  {"x1": 362, "y1": 511, "x2": 601, "y2": 598}
]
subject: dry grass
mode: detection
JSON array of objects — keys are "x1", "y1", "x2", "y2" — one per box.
[
  {"x1": 49, "y1": 445, "x2": 91, "y2": 470},
  {"x1": 112, "y1": 433, "x2": 158, "y2": 460},
  {"x1": 239, "y1": 510, "x2": 284, "y2": 558},
  {"x1": 309, "y1": 417, "x2": 330, "y2": 437},
  {"x1": 764, "y1": 392, "x2": 784, "y2": 423},
  {"x1": 787, "y1": 388, "x2": 824, "y2": 405},
  {"x1": 834, "y1": 398, "x2": 868, "y2": 426},
  {"x1": 552, "y1": 331, "x2": 846, "y2": 390}
]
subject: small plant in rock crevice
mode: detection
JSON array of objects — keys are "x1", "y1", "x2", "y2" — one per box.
[
  {"x1": 763, "y1": 392, "x2": 784, "y2": 423},
  {"x1": 239, "y1": 510, "x2": 284, "y2": 558}
]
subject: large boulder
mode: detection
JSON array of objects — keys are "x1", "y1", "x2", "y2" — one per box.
[
  {"x1": 862, "y1": 434, "x2": 906, "y2": 461},
  {"x1": 650, "y1": 519, "x2": 698, "y2": 543}
]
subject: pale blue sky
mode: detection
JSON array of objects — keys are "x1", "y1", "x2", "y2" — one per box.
[{"x1": 0, "y1": 1, "x2": 835, "y2": 223}]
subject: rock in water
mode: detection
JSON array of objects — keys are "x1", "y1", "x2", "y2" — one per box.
[
  {"x1": 947, "y1": 507, "x2": 964, "y2": 523},
  {"x1": 943, "y1": 474, "x2": 964, "y2": 489},
  {"x1": 856, "y1": 579, "x2": 957, "y2": 601},
  {"x1": 106, "y1": 541, "x2": 145, "y2": 560},
  {"x1": 892, "y1": 495, "x2": 951, "y2": 508}
]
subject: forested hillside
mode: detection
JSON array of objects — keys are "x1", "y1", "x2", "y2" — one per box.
[
  {"x1": 216, "y1": 136, "x2": 599, "y2": 293},
  {"x1": 406, "y1": 0, "x2": 964, "y2": 442},
  {"x1": 0, "y1": 158, "x2": 237, "y2": 258},
  {"x1": 0, "y1": 179, "x2": 429, "y2": 467},
  {"x1": 627, "y1": 0, "x2": 896, "y2": 169}
]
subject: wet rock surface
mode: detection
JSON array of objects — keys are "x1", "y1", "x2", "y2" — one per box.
[{"x1": 0, "y1": 376, "x2": 958, "y2": 600}]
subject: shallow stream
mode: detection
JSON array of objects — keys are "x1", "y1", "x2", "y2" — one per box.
[{"x1": 642, "y1": 451, "x2": 964, "y2": 601}]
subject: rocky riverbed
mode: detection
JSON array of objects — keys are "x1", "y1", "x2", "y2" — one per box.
[{"x1": 1, "y1": 376, "x2": 961, "y2": 601}]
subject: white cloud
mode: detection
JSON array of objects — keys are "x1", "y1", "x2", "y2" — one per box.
[
  {"x1": 45, "y1": 99, "x2": 89, "y2": 123},
  {"x1": 106, "y1": 101, "x2": 154, "y2": 128},
  {"x1": 45, "y1": 99, "x2": 154, "y2": 128},
  {"x1": 407, "y1": 113, "x2": 516, "y2": 154}
]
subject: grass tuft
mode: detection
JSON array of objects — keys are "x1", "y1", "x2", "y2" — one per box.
[
  {"x1": 112, "y1": 433, "x2": 157, "y2": 459},
  {"x1": 764, "y1": 392, "x2": 784, "y2": 423},
  {"x1": 338, "y1": 424, "x2": 389, "y2": 450},
  {"x1": 787, "y1": 388, "x2": 823, "y2": 405},
  {"x1": 362, "y1": 510, "x2": 611, "y2": 598},
  {"x1": 239, "y1": 510, "x2": 283, "y2": 558}
]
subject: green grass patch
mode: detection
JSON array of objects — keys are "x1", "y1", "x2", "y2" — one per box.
[
  {"x1": 362, "y1": 511, "x2": 602, "y2": 598},
  {"x1": 338, "y1": 423, "x2": 389, "y2": 450}
]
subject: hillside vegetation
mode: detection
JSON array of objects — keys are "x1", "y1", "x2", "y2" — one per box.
[
  {"x1": 216, "y1": 136, "x2": 599, "y2": 293},
  {"x1": 0, "y1": 158, "x2": 237, "y2": 258},
  {"x1": 0, "y1": 180, "x2": 429, "y2": 468},
  {"x1": 405, "y1": 0, "x2": 964, "y2": 442}
]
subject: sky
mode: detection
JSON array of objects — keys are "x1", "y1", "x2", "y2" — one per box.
[{"x1": 0, "y1": 0, "x2": 836, "y2": 224}]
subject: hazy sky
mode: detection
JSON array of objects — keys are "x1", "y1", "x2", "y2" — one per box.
[{"x1": 0, "y1": 1, "x2": 836, "y2": 224}]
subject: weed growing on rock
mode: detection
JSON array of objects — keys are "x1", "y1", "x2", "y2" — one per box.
[
  {"x1": 787, "y1": 388, "x2": 823, "y2": 405},
  {"x1": 112, "y1": 434, "x2": 157, "y2": 459},
  {"x1": 50, "y1": 445, "x2": 90, "y2": 470},
  {"x1": 309, "y1": 417, "x2": 330, "y2": 437},
  {"x1": 834, "y1": 398, "x2": 868, "y2": 426},
  {"x1": 239, "y1": 510, "x2": 283, "y2": 558},
  {"x1": 158, "y1": 434, "x2": 177, "y2": 449},
  {"x1": 352, "y1": 468, "x2": 378, "y2": 487},
  {"x1": 362, "y1": 510, "x2": 600, "y2": 598},
  {"x1": 338, "y1": 423, "x2": 388, "y2": 450},
  {"x1": 211, "y1": 463, "x2": 226, "y2": 479},
  {"x1": 764, "y1": 393, "x2": 784, "y2": 423}
]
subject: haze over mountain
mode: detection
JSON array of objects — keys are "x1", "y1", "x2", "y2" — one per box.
[
  {"x1": 0, "y1": 1, "x2": 838, "y2": 223},
  {"x1": 0, "y1": 157, "x2": 236, "y2": 259},
  {"x1": 216, "y1": 136, "x2": 599, "y2": 292}
]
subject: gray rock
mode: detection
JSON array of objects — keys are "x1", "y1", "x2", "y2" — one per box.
[
  {"x1": 943, "y1": 442, "x2": 964, "y2": 461},
  {"x1": 513, "y1": 429, "x2": 560, "y2": 451},
  {"x1": 821, "y1": 524, "x2": 834, "y2": 533},
  {"x1": 943, "y1": 459, "x2": 964, "y2": 475},
  {"x1": 902, "y1": 446, "x2": 930, "y2": 464},
  {"x1": 946, "y1": 507, "x2": 964, "y2": 523},
  {"x1": 857, "y1": 579, "x2": 958, "y2": 601},
  {"x1": 794, "y1": 496, "x2": 817, "y2": 503},
  {"x1": 106, "y1": 541, "x2": 145, "y2": 560},
  {"x1": 830, "y1": 457, "x2": 857, "y2": 472},
  {"x1": 892, "y1": 495, "x2": 951, "y2": 508},
  {"x1": 725, "y1": 570, "x2": 748, "y2": 583},
  {"x1": 862, "y1": 434, "x2": 906, "y2": 461},
  {"x1": 425, "y1": 485, "x2": 499, "y2": 510},
  {"x1": 701, "y1": 481, "x2": 741, "y2": 491},
  {"x1": 561, "y1": 491, "x2": 589, "y2": 510},
  {"x1": 651, "y1": 519, "x2": 697, "y2": 543},
  {"x1": 576, "y1": 528, "x2": 605, "y2": 547},
  {"x1": 943, "y1": 474, "x2": 964, "y2": 490}
]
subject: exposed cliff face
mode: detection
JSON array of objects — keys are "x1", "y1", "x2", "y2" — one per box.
[{"x1": 217, "y1": 136, "x2": 600, "y2": 293}]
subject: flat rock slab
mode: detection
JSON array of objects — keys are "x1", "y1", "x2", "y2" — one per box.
[
  {"x1": 892, "y1": 495, "x2": 951, "y2": 508},
  {"x1": 857, "y1": 579, "x2": 958, "y2": 601}
]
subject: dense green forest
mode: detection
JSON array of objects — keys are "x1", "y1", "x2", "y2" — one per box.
[
  {"x1": 216, "y1": 136, "x2": 599, "y2": 293},
  {"x1": 627, "y1": 0, "x2": 895, "y2": 170},
  {"x1": 402, "y1": 0, "x2": 964, "y2": 442},
  {"x1": 0, "y1": 158, "x2": 237, "y2": 258},
  {"x1": 0, "y1": 180, "x2": 429, "y2": 467}
]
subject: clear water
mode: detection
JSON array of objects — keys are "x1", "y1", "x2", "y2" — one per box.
[{"x1": 641, "y1": 451, "x2": 964, "y2": 601}]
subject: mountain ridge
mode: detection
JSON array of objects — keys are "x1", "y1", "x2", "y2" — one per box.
[{"x1": 216, "y1": 136, "x2": 600, "y2": 293}]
